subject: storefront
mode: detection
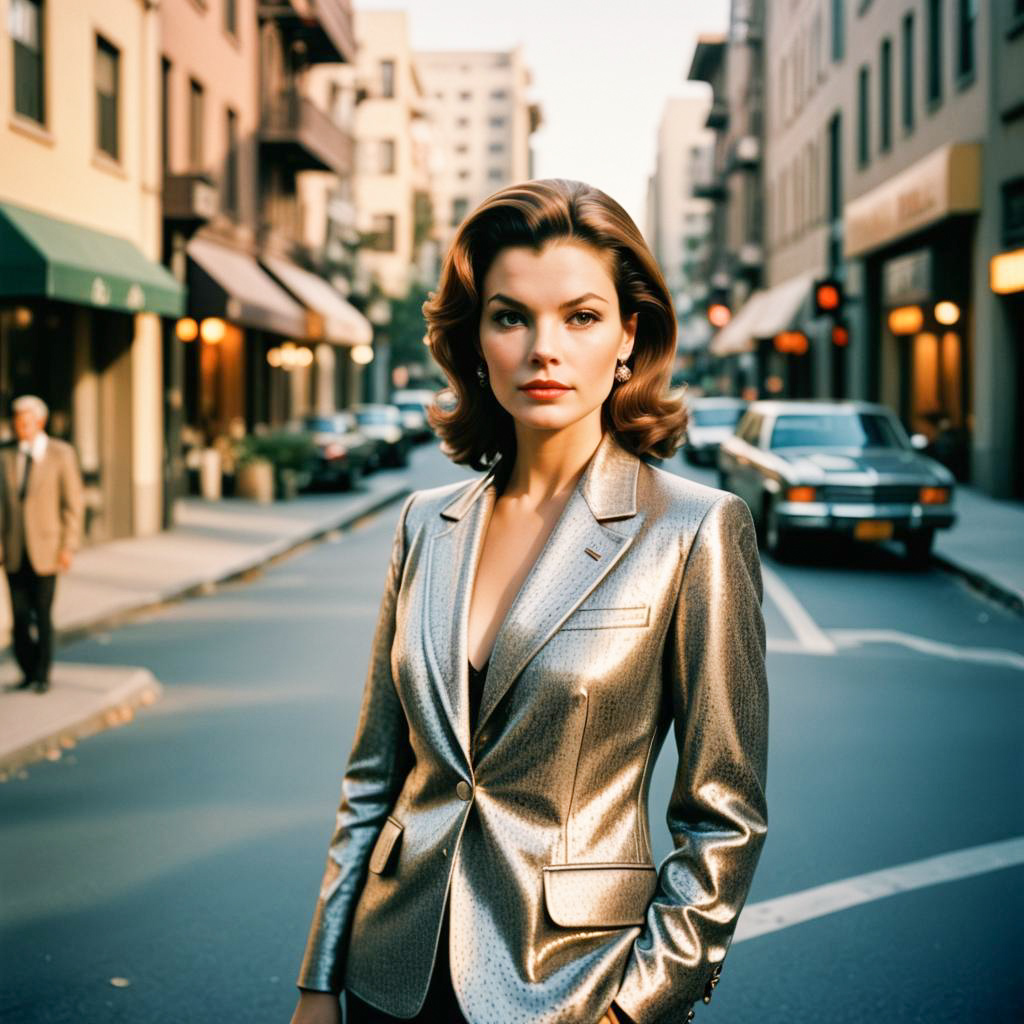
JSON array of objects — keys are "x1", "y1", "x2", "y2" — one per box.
[
  {"x1": 0, "y1": 200, "x2": 184, "y2": 542},
  {"x1": 989, "y1": 247, "x2": 1024, "y2": 496},
  {"x1": 844, "y1": 143, "x2": 981, "y2": 481}
]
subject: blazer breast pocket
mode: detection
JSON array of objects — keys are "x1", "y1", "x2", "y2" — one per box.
[{"x1": 560, "y1": 605, "x2": 650, "y2": 631}]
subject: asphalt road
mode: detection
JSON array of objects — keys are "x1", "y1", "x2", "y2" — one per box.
[{"x1": 2, "y1": 442, "x2": 1021, "y2": 1023}]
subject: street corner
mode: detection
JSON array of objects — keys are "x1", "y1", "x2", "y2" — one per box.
[{"x1": 0, "y1": 662, "x2": 163, "y2": 781}]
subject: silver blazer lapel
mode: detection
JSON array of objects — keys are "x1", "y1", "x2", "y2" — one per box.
[{"x1": 474, "y1": 433, "x2": 642, "y2": 739}]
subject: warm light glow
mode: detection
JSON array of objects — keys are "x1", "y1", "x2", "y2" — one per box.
[
  {"x1": 919, "y1": 486, "x2": 950, "y2": 505},
  {"x1": 815, "y1": 282, "x2": 841, "y2": 312},
  {"x1": 831, "y1": 325, "x2": 850, "y2": 346},
  {"x1": 934, "y1": 301, "x2": 960, "y2": 326},
  {"x1": 200, "y1": 317, "x2": 227, "y2": 344},
  {"x1": 786, "y1": 486, "x2": 817, "y2": 503},
  {"x1": 774, "y1": 331, "x2": 809, "y2": 355},
  {"x1": 764, "y1": 375, "x2": 784, "y2": 393},
  {"x1": 887, "y1": 305, "x2": 924, "y2": 335},
  {"x1": 267, "y1": 347, "x2": 283, "y2": 368},
  {"x1": 13, "y1": 306, "x2": 33, "y2": 328},
  {"x1": 351, "y1": 343, "x2": 374, "y2": 365},
  {"x1": 267, "y1": 341, "x2": 314, "y2": 370},
  {"x1": 708, "y1": 302, "x2": 732, "y2": 328},
  {"x1": 990, "y1": 249, "x2": 1024, "y2": 295},
  {"x1": 175, "y1": 317, "x2": 199, "y2": 342},
  {"x1": 295, "y1": 346, "x2": 314, "y2": 368}
]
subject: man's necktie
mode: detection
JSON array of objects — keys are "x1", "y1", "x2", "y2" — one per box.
[{"x1": 18, "y1": 452, "x2": 33, "y2": 502}]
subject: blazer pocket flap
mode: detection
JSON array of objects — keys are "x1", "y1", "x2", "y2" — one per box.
[
  {"x1": 543, "y1": 864, "x2": 658, "y2": 927},
  {"x1": 561, "y1": 605, "x2": 650, "y2": 630},
  {"x1": 368, "y1": 816, "x2": 404, "y2": 875}
]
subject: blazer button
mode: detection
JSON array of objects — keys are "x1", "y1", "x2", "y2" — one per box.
[{"x1": 456, "y1": 780, "x2": 473, "y2": 801}]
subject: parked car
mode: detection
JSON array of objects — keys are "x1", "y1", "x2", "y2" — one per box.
[
  {"x1": 683, "y1": 397, "x2": 747, "y2": 465},
  {"x1": 353, "y1": 404, "x2": 411, "y2": 467},
  {"x1": 291, "y1": 413, "x2": 376, "y2": 491},
  {"x1": 390, "y1": 388, "x2": 437, "y2": 442},
  {"x1": 717, "y1": 400, "x2": 956, "y2": 565}
]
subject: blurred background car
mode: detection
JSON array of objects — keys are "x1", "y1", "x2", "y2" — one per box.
[
  {"x1": 353, "y1": 404, "x2": 412, "y2": 468},
  {"x1": 717, "y1": 400, "x2": 956, "y2": 565},
  {"x1": 683, "y1": 397, "x2": 747, "y2": 465},
  {"x1": 290, "y1": 413, "x2": 377, "y2": 491},
  {"x1": 390, "y1": 388, "x2": 438, "y2": 443}
]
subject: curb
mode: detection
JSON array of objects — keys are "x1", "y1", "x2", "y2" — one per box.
[
  {"x1": 932, "y1": 552, "x2": 1024, "y2": 617},
  {"x1": 0, "y1": 668, "x2": 162, "y2": 778}
]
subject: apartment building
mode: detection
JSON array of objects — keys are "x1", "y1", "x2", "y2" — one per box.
[
  {"x1": 646, "y1": 93, "x2": 715, "y2": 358},
  {"x1": 0, "y1": 0, "x2": 183, "y2": 541},
  {"x1": 414, "y1": 48, "x2": 541, "y2": 258}
]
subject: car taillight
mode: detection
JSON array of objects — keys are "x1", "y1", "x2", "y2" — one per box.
[
  {"x1": 324, "y1": 443, "x2": 346, "y2": 459},
  {"x1": 786, "y1": 486, "x2": 816, "y2": 502},
  {"x1": 919, "y1": 486, "x2": 950, "y2": 505}
]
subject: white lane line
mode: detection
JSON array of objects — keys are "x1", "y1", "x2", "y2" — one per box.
[
  {"x1": 734, "y1": 836, "x2": 1024, "y2": 942},
  {"x1": 830, "y1": 629, "x2": 1024, "y2": 672},
  {"x1": 761, "y1": 566, "x2": 837, "y2": 655}
]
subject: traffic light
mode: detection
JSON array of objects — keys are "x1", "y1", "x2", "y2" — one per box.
[
  {"x1": 814, "y1": 279, "x2": 843, "y2": 317},
  {"x1": 707, "y1": 301, "x2": 731, "y2": 328}
]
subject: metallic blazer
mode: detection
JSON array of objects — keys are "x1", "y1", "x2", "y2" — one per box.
[{"x1": 297, "y1": 432, "x2": 768, "y2": 1024}]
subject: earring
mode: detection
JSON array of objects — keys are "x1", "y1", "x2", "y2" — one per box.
[
  {"x1": 614, "y1": 360, "x2": 632, "y2": 383},
  {"x1": 476, "y1": 362, "x2": 488, "y2": 388}
]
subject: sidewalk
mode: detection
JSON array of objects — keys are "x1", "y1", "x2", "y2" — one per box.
[
  {"x1": 0, "y1": 465, "x2": 412, "y2": 777},
  {"x1": 935, "y1": 486, "x2": 1024, "y2": 614}
]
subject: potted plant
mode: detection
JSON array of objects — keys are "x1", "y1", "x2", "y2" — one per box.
[{"x1": 234, "y1": 431, "x2": 316, "y2": 501}]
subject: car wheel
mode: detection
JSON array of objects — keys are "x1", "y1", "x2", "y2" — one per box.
[
  {"x1": 764, "y1": 497, "x2": 791, "y2": 560},
  {"x1": 904, "y1": 529, "x2": 935, "y2": 569}
]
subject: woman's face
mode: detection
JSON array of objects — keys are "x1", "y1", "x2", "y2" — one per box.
[{"x1": 478, "y1": 240, "x2": 636, "y2": 438}]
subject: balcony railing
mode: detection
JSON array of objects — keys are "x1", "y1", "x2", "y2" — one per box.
[
  {"x1": 163, "y1": 172, "x2": 219, "y2": 225},
  {"x1": 258, "y1": 1, "x2": 355, "y2": 64},
  {"x1": 261, "y1": 90, "x2": 354, "y2": 176},
  {"x1": 693, "y1": 176, "x2": 728, "y2": 203},
  {"x1": 705, "y1": 100, "x2": 729, "y2": 132}
]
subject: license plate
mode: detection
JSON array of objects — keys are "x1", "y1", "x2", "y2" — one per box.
[{"x1": 855, "y1": 520, "x2": 894, "y2": 541}]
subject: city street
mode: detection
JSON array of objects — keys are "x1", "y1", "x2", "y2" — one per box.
[{"x1": 1, "y1": 441, "x2": 1021, "y2": 1023}]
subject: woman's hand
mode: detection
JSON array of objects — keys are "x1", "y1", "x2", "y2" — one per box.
[
  {"x1": 289, "y1": 990, "x2": 341, "y2": 1024},
  {"x1": 599, "y1": 1005, "x2": 624, "y2": 1024}
]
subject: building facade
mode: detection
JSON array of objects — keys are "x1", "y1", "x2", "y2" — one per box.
[
  {"x1": 414, "y1": 48, "x2": 541, "y2": 257},
  {"x1": 0, "y1": 0, "x2": 183, "y2": 541}
]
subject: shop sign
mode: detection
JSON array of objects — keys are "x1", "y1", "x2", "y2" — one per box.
[
  {"x1": 844, "y1": 143, "x2": 981, "y2": 258},
  {"x1": 883, "y1": 250, "x2": 932, "y2": 306}
]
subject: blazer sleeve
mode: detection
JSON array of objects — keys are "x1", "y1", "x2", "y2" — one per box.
[
  {"x1": 296, "y1": 493, "x2": 416, "y2": 994},
  {"x1": 58, "y1": 443, "x2": 86, "y2": 553},
  {"x1": 613, "y1": 493, "x2": 769, "y2": 1024}
]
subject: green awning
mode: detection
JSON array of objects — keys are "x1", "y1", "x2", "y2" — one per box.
[{"x1": 0, "y1": 201, "x2": 184, "y2": 317}]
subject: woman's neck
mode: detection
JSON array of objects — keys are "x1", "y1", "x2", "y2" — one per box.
[{"x1": 503, "y1": 415, "x2": 604, "y2": 506}]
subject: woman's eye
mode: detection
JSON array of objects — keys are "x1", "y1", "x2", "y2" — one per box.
[
  {"x1": 492, "y1": 309, "x2": 525, "y2": 328},
  {"x1": 569, "y1": 310, "x2": 600, "y2": 327}
]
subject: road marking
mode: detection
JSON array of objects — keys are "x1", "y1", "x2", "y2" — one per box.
[
  {"x1": 760, "y1": 567, "x2": 837, "y2": 655},
  {"x1": 830, "y1": 629, "x2": 1024, "y2": 672},
  {"x1": 734, "y1": 836, "x2": 1024, "y2": 943}
]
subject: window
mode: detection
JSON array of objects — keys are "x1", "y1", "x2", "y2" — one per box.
[
  {"x1": 11, "y1": 0, "x2": 44, "y2": 123},
  {"x1": 879, "y1": 37, "x2": 892, "y2": 153},
  {"x1": 455, "y1": 143, "x2": 469, "y2": 154},
  {"x1": 489, "y1": 116, "x2": 506, "y2": 128},
  {"x1": 379, "y1": 139, "x2": 396, "y2": 174},
  {"x1": 957, "y1": 0, "x2": 977, "y2": 82},
  {"x1": 488, "y1": 142, "x2": 504, "y2": 154},
  {"x1": 826, "y1": 112, "x2": 843, "y2": 266},
  {"x1": 224, "y1": 0, "x2": 236, "y2": 36},
  {"x1": 926, "y1": 0, "x2": 943, "y2": 108},
  {"x1": 455, "y1": 116, "x2": 470, "y2": 128},
  {"x1": 160, "y1": 57, "x2": 171, "y2": 172},
  {"x1": 489, "y1": 167, "x2": 503, "y2": 181},
  {"x1": 451, "y1": 197, "x2": 469, "y2": 226},
  {"x1": 831, "y1": 0, "x2": 845, "y2": 61},
  {"x1": 369, "y1": 213, "x2": 395, "y2": 252},
  {"x1": 188, "y1": 78, "x2": 204, "y2": 169},
  {"x1": 857, "y1": 65, "x2": 870, "y2": 168},
  {"x1": 379, "y1": 60, "x2": 395, "y2": 98},
  {"x1": 223, "y1": 106, "x2": 238, "y2": 215},
  {"x1": 95, "y1": 35, "x2": 120, "y2": 160},
  {"x1": 901, "y1": 12, "x2": 915, "y2": 133},
  {"x1": 457, "y1": 169, "x2": 470, "y2": 180},
  {"x1": 459, "y1": 90, "x2": 472, "y2": 101},
  {"x1": 490, "y1": 89, "x2": 507, "y2": 100}
]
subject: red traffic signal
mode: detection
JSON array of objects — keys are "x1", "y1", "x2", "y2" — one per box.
[
  {"x1": 814, "y1": 279, "x2": 843, "y2": 315},
  {"x1": 831, "y1": 323, "x2": 850, "y2": 347},
  {"x1": 708, "y1": 302, "x2": 731, "y2": 328}
]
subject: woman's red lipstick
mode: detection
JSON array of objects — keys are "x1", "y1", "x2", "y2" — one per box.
[{"x1": 519, "y1": 379, "x2": 572, "y2": 401}]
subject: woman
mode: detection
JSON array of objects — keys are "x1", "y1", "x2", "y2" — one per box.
[{"x1": 290, "y1": 179, "x2": 768, "y2": 1024}]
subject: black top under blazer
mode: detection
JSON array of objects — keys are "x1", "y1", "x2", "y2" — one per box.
[{"x1": 297, "y1": 431, "x2": 769, "y2": 1024}]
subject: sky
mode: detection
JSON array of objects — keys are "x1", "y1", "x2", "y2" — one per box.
[{"x1": 356, "y1": 0, "x2": 730, "y2": 229}]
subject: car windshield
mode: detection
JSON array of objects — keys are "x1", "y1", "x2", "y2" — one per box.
[
  {"x1": 770, "y1": 413, "x2": 905, "y2": 450},
  {"x1": 357, "y1": 408, "x2": 398, "y2": 424},
  {"x1": 692, "y1": 406, "x2": 743, "y2": 428},
  {"x1": 303, "y1": 416, "x2": 350, "y2": 433}
]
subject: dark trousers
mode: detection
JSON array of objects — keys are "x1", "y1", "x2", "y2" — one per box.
[
  {"x1": 6, "y1": 560, "x2": 57, "y2": 683},
  {"x1": 345, "y1": 910, "x2": 467, "y2": 1023}
]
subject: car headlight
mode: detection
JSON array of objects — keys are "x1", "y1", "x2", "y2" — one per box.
[
  {"x1": 919, "y1": 486, "x2": 950, "y2": 505},
  {"x1": 785, "y1": 486, "x2": 817, "y2": 502}
]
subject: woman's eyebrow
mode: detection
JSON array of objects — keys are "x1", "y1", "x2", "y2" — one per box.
[{"x1": 485, "y1": 292, "x2": 609, "y2": 309}]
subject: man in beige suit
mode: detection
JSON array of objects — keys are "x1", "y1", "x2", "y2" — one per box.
[{"x1": 1, "y1": 395, "x2": 85, "y2": 693}]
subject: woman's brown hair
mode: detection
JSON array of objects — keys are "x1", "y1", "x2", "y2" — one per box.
[{"x1": 424, "y1": 178, "x2": 687, "y2": 470}]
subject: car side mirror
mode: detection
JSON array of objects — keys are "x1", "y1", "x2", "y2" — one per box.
[{"x1": 910, "y1": 433, "x2": 929, "y2": 451}]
